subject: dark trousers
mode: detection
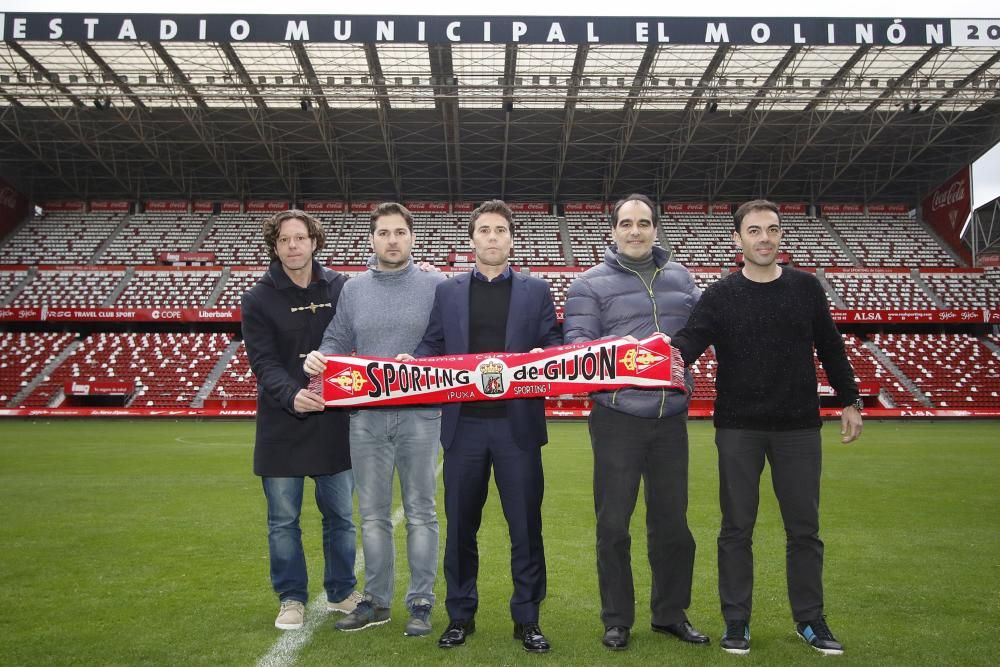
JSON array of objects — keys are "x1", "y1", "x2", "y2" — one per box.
[
  {"x1": 442, "y1": 416, "x2": 546, "y2": 624},
  {"x1": 588, "y1": 403, "x2": 695, "y2": 628},
  {"x1": 716, "y1": 428, "x2": 824, "y2": 623}
]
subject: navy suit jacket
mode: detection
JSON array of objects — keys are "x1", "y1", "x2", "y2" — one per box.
[{"x1": 414, "y1": 269, "x2": 562, "y2": 450}]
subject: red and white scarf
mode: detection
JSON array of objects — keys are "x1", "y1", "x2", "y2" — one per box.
[{"x1": 308, "y1": 333, "x2": 686, "y2": 407}]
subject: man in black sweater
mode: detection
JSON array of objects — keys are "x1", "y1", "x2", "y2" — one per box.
[{"x1": 671, "y1": 199, "x2": 863, "y2": 657}]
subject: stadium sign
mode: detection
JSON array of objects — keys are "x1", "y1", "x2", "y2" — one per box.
[{"x1": 2, "y1": 14, "x2": 998, "y2": 46}]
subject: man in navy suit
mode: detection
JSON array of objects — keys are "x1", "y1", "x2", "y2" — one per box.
[{"x1": 399, "y1": 199, "x2": 562, "y2": 653}]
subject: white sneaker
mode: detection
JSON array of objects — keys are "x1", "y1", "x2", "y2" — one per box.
[
  {"x1": 327, "y1": 590, "x2": 363, "y2": 614},
  {"x1": 275, "y1": 599, "x2": 305, "y2": 630}
]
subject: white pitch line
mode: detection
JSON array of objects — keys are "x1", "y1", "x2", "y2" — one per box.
[{"x1": 256, "y1": 460, "x2": 444, "y2": 667}]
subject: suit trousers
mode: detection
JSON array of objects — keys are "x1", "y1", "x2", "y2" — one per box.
[
  {"x1": 588, "y1": 403, "x2": 695, "y2": 628},
  {"x1": 715, "y1": 427, "x2": 824, "y2": 623},
  {"x1": 442, "y1": 415, "x2": 546, "y2": 624}
]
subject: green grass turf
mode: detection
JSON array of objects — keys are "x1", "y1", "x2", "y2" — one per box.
[{"x1": 0, "y1": 420, "x2": 998, "y2": 665}]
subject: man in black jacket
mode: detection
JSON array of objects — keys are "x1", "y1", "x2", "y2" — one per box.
[
  {"x1": 242, "y1": 210, "x2": 358, "y2": 630},
  {"x1": 671, "y1": 199, "x2": 863, "y2": 657}
]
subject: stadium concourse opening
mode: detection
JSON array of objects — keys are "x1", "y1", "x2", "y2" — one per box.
[{"x1": 0, "y1": 13, "x2": 998, "y2": 418}]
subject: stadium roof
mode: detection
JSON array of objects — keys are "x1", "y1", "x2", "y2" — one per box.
[{"x1": 1, "y1": 14, "x2": 999, "y2": 204}]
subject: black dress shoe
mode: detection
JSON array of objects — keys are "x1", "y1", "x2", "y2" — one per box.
[
  {"x1": 438, "y1": 619, "x2": 475, "y2": 648},
  {"x1": 602, "y1": 626, "x2": 630, "y2": 650},
  {"x1": 513, "y1": 622, "x2": 551, "y2": 653},
  {"x1": 652, "y1": 620, "x2": 710, "y2": 645}
]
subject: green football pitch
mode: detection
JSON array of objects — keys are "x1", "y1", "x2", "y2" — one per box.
[{"x1": 1, "y1": 419, "x2": 998, "y2": 666}]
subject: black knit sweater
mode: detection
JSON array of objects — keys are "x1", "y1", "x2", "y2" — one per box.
[{"x1": 671, "y1": 267, "x2": 859, "y2": 430}]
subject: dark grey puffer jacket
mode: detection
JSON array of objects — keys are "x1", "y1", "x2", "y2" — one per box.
[{"x1": 563, "y1": 245, "x2": 701, "y2": 419}]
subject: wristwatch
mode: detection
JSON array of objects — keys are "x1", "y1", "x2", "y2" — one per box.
[{"x1": 845, "y1": 398, "x2": 863, "y2": 411}]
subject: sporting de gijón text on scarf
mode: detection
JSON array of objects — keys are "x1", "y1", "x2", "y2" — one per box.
[{"x1": 307, "y1": 333, "x2": 686, "y2": 407}]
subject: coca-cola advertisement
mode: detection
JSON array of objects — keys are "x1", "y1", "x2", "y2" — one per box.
[
  {"x1": 822, "y1": 203, "x2": 863, "y2": 214},
  {"x1": 453, "y1": 202, "x2": 476, "y2": 213},
  {"x1": 921, "y1": 167, "x2": 972, "y2": 263},
  {"x1": 404, "y1": 201, "x2": 450, "y2": 213},
  {"x1": 144, "y1": 200, "x2": 188, "y2": 212},
  {"x1": 867, "y1": 203, "x2": 909, "y2": 214},
  {"x1": 246, "y1": 200, "x2": 289, "y2": 213},
  {"x1": 564, "y1": 202, "x2": 607, "y2": 213},
  {"x1": 349, "y1": 201, "x2": 381, "y2": 213},
  {"x1": 0, "y1": 177, "x2": 29, "y2": 240},
  {"x1": 663, "y1": 202, "x2": 708, "y2": 214},
  {"x1": 39, "y1": 200, "x2": 86, "y2": 212},
  {"x1": 193, "y1": 200, "x2": 214, "y2": 213},
  {"x1": 508, "y1": 202, "x2": 550, "y2": 214},
  {"x1": 90, "y1": 200, "x2": 131, "y2": 212},
  {"x1": 303, "y1": 201, "x2": 346, "y2": 213},
  {"x1": 777, "y1": 203, "x2": 806, "y2": 215}
]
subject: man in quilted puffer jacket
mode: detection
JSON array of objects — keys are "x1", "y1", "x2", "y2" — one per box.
[{"x1": 563, "y1": 193, "x2": 707, "y2": 652}]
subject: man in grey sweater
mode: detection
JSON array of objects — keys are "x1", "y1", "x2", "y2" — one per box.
[{"x1": 304, "y1": 202, "x2": 446, "y2": 636}]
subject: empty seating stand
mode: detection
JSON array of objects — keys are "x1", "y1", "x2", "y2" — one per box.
[
  {"x1": 813, "y1": 334, "x2": 910, "y2": 407},
  {"x1": 0, "y1": 269, "x2": 27, "y2": 303},
  {"x1": 825, "y1": 272, "x2": 937, "y2": 309},
  {"x1": 778, "y1": 215, "x2": 854, "y2": 267},
  {"x1": 0, "y1": 212, "x2": 125, "y2": 265},
  {"x1": 12, "y1": 269, "x2": 125, "y2": 307},
  {"x1": 215, "y1": 269, "x2": 266, "y2": 308},
  {"x1": 97, "y1": 213, "x2": 209, "y2": 264},
  {"x1": 199, "y1": 213, "x2": 274, "y2": 266},
  {"x1": 661, "y1": 213, "x2": 732, "y2": 266},
  {"x1": 922, "y1": 270, "x2": 997, "y2": 309},
  {"x1": 113, "y1": 270, "x2": 221, "y2": 308},
  {"x1": 873, "y1": 333, "x2": 1000, "y2": 408},
  {"x1": 0, "y1": 331, "x2": 75, "y2": 405},
  {"x1": 22, "y1": 332, "x2": 233, "y2": 407},
  {"x1": 828, "y1": 213, "x2": 956, "y2": 267},
  {"x1": 211, "y1": 341, "x2": 257, "y2": 403},
  {"x1": 564, "y1": 212, "x2": 613, "y2": 267}
]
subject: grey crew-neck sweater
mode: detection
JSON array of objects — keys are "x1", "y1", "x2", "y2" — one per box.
[{"x1": 319, "y1": 257, "x2": 446, "y2": 357}]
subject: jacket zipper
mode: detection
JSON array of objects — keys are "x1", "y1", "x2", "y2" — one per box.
[{"x1": 618, "y1": 264, "x2": 667, "y2": 417}]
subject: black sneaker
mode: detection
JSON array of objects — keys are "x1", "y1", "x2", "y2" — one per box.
[
  {"x1": 720, "y1": 620, "x2": 750, "y2": 655},
  {"x1": 796, "y1": 617, "x2": 844, "y2": 656}
]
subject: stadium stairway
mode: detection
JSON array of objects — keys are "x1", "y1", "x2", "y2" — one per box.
[
  {"x1": 88, "y1": 214, "x2": 133, "y2": 263},
  {"x1": 190, "y1": 215, "x2": 218, "y2": 250},
  {"x1": 817, "y1": 217, "x2": 860, "y2": 265},
  {"x1": 10, "y1": 337, "x2": 83, "y2": 407},
  {"x1": 101, "y1": 267, "x2": 135, "y2": 306},
  {"x1": 862, "y1": 339, "x2": 933, "y2": 408},
  {"x1": 556, "y1": 217, "x2": 575, "y2": 265},
  {"x1": 910, "y1": 270, "x2": 947, "y2": 308},
  {"x1": 192, "y1": 337, "x2": 243, "y2": 408},
  {"x1": 205, "y1": 267, "x2": 230, "y2": 307},
  {"x1": 1, "y1": 267, "x2": 35, "y2": 306},
  {"x1": 816, "y1": 269, "x2": 848, "y2": 309}
]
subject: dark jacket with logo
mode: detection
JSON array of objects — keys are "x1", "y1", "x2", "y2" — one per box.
[
  {"x1": 241, "y1": 260, "x2": 350, "y2": 477},
  {"x1": 563, "y1": 244, "x2": 700, "y2": 419}
]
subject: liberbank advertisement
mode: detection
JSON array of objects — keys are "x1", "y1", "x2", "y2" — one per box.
[{"x1": 1, "y1": 14, "x2": 999, "y2": 46}]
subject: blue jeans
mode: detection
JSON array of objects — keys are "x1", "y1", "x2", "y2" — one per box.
[
  {"x1": 262, "y1": 471, "x2": 356, "y2": 604},
  {"x1": 350, "y1": 407, "x2": 441, "y2": 609}
]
